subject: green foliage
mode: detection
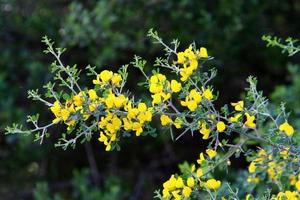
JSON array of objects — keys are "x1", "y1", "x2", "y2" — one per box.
[
  {"x1": 33, "y1": 169, "x2": 126, "y2": 200},
  {"x1": 262, "y1": 35, "x2": 300, "y2": 56}
]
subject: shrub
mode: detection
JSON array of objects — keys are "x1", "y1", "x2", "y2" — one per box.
[{"x1": 6, "y1": 30, "x2": 300, "y2": 199}]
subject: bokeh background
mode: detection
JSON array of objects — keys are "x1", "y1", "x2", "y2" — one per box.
[{"x1": 1, "y1": 0, "x2": 300, "y2": 199}]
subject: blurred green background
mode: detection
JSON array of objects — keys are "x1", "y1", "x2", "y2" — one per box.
[{"x1": 1, "y1": 0, "x2": 299, "y2": 199}]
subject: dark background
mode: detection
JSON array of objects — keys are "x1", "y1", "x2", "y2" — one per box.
[{"x1": 0, "y1": 0, "x2": 299, "y2": 199}]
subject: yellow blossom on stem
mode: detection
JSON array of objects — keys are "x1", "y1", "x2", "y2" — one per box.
[
  {"x1": 296, "y1": 180, "x2": 300, "y2": 191},
  {"x1": 229, "y1": 113, "x2": 242, "y2": 123},
  {"x1": 160, "y1": 114, "x2": 172, "y2": 126},
  {"x1": 202, "y1": 87, "x2": 213, "y2": 100},
  {"x1": 206, "y1": 149, "x2": 217, "y2": 159},
  {"x1": 174, "y1": 117, "x2": 183, "y2": 129},
  {"x1": 206, "y1": 179, "x2": 221, "y2": 190},
  {"x1": 216, "y1": 121, "x2": 226, "y2": 132},
  {"x1": 50, "y1": 101, "x2": 62, "y2": 123},
  {"x1": 198, "y1": 47, "x2": 208, "y2": 58},
  {"x1": 181, "y1": 89, "x2": 202, "y2": 111},
  {"x1": 93, "y1": 70, "x2": 113, "y2": 86},
  {"x1": 88, "y1": 89, "x2": 98, "y2": 101},
  {"x1": 187, "y1": 177, "x2": 195, "y2": 187},
  {"x1": 73, "y1": 92, "x2": 85, "y2": 107},
  {"x1": 197, "y1": 153, "x2": 206, "y2": 164},
  {"x1": 196, "y1": 168, "x2": 203, "y2": 178},
  {"x1": 231, "y1": 101, "x2": 244, "y2": 111},
  {"x1": 200, "y1": 122, "x2": 211, "y2": 140},
  {"x1": 170, "y1": 79, "x2": 182, "y2": 93},
  {"x1": 248, "y1": 162, "x2": 256, "y2": 173},
  {"x1": 182, "y1": 186, "x2": 192, "y2": 198},
  {"x1": 111, "y1": 73, "x2": 122, "y2": 86},
  {"x1": 244, "y1": 113, "x2": 256, "y2": 129}
]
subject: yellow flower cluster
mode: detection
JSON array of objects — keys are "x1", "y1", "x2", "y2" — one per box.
[
  {"x1": 160, "y1": 114, "x2": 183, "y2": 129},
  {"x1": 180, "y1": 89, "x2": 202, "y2": 111},
  {"x1": 290, "y1": 174, "x2": 300, "y2": 191},
  {"x1": 149, "y1": 73, "x2": 182, "y2": 105},
  {"x1": 177, "y1": 46, "x2": 208, "y2": 81},
  {"x1": 123, "y1": 102, "x2": 152, "y2": 136},
  {"x1": 247, "y1": 149, "x2": 300, "y2": 187},
  {"x1": 98, "y1": 91, "x2": 152, "y2": 151},
  {"x1": 93, "y1": 70, "x2": 122, "y2": 87},
  {"x1": 197, "y1": 149, "x2": 217, "y2": 164},
  {"x1": 274, "y1": 191, "x2": 299, "y2": 200},
  {"x1": 180, "y1": 87, "x2": 214, "y2": 112},
  {"x1": 162, "y1": 175, "x2": 194, "y2": 199},
  {"x1": 50, "y1": 90, "x2": 99, "y2": 126},
  {"x1": 50, "y1": 69, "x2": 156, "y2": 151},
  {"x1": 99, "y1": 112, "x2": 122, "y2": 151},
  {"x1": 228, "y1": 100, "x2": 257, "y2": 129},
  {"x1": 247, "y1": 149, "x2": 267, "y2": 184},
  {"x1": 160, "y1": 149, "x2": 221, "y2": 199}
]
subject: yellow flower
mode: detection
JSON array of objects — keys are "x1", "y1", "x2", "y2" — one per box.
[
  {"x1": 149, "y1": 73, "x2": 166, "y2": 93},
  {"x1": 216, "y1": 121, "x2": 226, "y2": 132},
  {"x1": 177, "y1": 46, "x2": 199, "y2": 81},
  {"x1": 170, "y1": 80, "x2": 182, "y2": 93},
  {"x1": 73, "y1": 92, "x2": 85, "y2": 107},
  {"x1": 275, "y1": 191, "x2": 299, "y2": 200},
  {"x1": 248, "y1": 162, "x2": 256, "y2": 173},
  {"x1": 174, "y1": 117, "x2": 183, "y2": 129},
  {"x1": 137, "y1": 102, "x2": 147, "y2": 112},
  {"x1": 162, "y1": 189, "x2": 170, "y2": 198},
  {"x1": 206, "y1": 149, "x2": 217, "y2": 159},
  {"x1": 199, "y1": 47, "x2": 208, "y2": 58},
  {"x1": 89, "y1": 103, "x2": 97, "y2": 112},
  {"x1": 88, "y1": 89, "x2": 98, "y2": 101},
  {"x1": 189, "y1": 89, "x2": 202, "y2": 102},
  {"x1": 111, "y1": 73, "x2": 122, "y2": 86},
  {"x1": 175, "y1": 177, "x2": 184, "y2": 188},
  {"x1": 182, "y1": 186, "x2": 192, "y2": 198},
  {"x1": 50, "y1": 101, "x2": 62, "y2": 123},
  {"x1": 197, "y1": 153, "x2": 206, "y2": 164},
  {"x1": 93, "y1": 70, "x2": 113, "y2": 85},
  {"x1": 132, "y1": 122, "x2": 143, "y2": 136},
  {"x1": 296, "y1": 179, "x2": 300, "y2": 191},
  {"x1": 113, "y1": 94, "x2": 127, "y2": 108},
  {"x1": 160, "y1": 114, "x2": 172, "y2": 126},
  {"x1": 187, "y1": 177, "x2": 195, "y2": 187},
  {"x1": 279, "y1": 121, "x2": 294, "y2": 137},
  {"x1": 200, "y1": 122, "x2": 211, "y2": 140},
  {"x1": 246, "y1": 194, "x2": 252, "y2": 200},
  {"x1": 231, "y1": 101, "x2": 244, "y2": 111},
  {"x1": 229, "y1": 113, "x2": 242, "y2": 123},
  {"x1": 206, "y1": 179, "x2": 221, "y2": 190},
  {"x1": 196, "y1": 168, "x2": 203, "y2": 178},
  {"x1": 202, "y1": 88, "x2": 213, "y2": 100},
  {"x1": 177, "y1": 52, "x2": 185, "y2": 64},
  {"x1": 61, "y1": 108, "x2": 70, "y2": 121},
  {"x1": 50, "y1": 101, "x2": 61, "y2": 115},
  {"x1": 181, "y1": 89, "x2": 202, "y2": 111},
  {"x1": 244, "y1": 113, "x2": 256, "y2": 129},
  {"x1": 100, "y1": 70, "x2": 113, "y2": 82},
  {"x1": 151, "y1": 93, "x2": 162, "y2": 105},
  {"x1": 289, "y1": 175, "x2": 296, "y2": 186}
]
